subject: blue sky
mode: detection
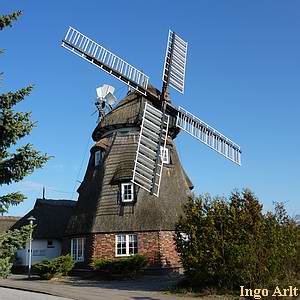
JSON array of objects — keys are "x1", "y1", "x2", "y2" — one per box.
[{"x1": 1, "y1": 1, "x2": 300, "y2": 217}]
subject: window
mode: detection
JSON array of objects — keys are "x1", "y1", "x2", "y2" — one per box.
[
  {"x1": 121, "y1": 183, "x2": 134, "y2": 202},
  {"x1": 95, "y1": 150, "x2": 102, "y2": 166},
  {"x1": 160, "y1": 146, "x2": 169, "y2": 164},
  {"x1": 116, "y1": 234, "x2": 138, "y2": 257},
  {"x1": 47, "y1": 240, "x2": 54, "y2": 248},
  {"x1": 71, "y1": 238, "x2": 85, "y2": 262}
]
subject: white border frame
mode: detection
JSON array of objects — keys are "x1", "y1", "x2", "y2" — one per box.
[
  {"x1": 121, "y1": 183, "x2": 134, "y2": 202},
  {"x1": 115, "y1": 234, "x2": 138, "y2": 257},
  {"x1": 71, "y1": 237, "x2": 85, "y2": 262},
  {"x1": 160, "y1": 146, "x2": 169, "y2": 164}
]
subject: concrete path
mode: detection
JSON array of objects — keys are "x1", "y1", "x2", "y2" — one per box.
[
  {"x1": 0, "y1": 287, "x2": 71, "y2": 300},
  {"x1": 0, "y1": 274, "x2": 196, "y2": 300}
]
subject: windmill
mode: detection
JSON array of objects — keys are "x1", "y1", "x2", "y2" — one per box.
[{"x1": 62, "y1": 26, "x2": 241, "y2": 198}]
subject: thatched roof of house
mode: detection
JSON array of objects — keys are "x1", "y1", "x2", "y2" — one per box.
[
  {"x1": 0, "y1": 216, "x2": 20, "y2": 233},
  {"x1": 12, "y1": 199, "x2": 76, "y2": 239},
  {"x1": 65, "y1": 88, "x2": 193, "y2": 236}
]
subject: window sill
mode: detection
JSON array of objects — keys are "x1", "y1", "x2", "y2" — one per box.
[
  {"x1": 115, "y1": 253, "x2": 138, "y2": 258},
  {"x1": 115, "y1": 254, "x2": 130, "y2": 257}
]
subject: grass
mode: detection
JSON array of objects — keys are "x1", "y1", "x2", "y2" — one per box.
[{"x1": 166, "y1": 278, "x2": 244, "y2": 299}]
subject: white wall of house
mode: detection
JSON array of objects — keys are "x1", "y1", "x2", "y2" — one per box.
[{"x1": 15, "y1": 239, "x2": 62, "y2": 266}]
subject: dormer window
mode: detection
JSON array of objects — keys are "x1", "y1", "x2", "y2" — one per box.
[
  {"x1": 160, "y1": 146, "x2": 169, "y2": 164},
  {"x1": 95, "y1": 150, "x2": 102, "y2": 166},
  {"x1": 121, "y1": 182, "x2": 134, "y2": 202}
]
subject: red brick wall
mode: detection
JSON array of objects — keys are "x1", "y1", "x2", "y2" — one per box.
[
  {"x1": 90, "y1": 231, "x2": 181, "y2": 268},
  {"x1": 159, "y1": 231, "x2": 181, "y2": 268},
  {"x1": 138, "y1": 231, "x2": 160, "y2": 266},
  {"x1": 92, "y1": 233, "x2": 115, "y2": 260},
  {"x1": 63, "y1": 231, "x2": 181, "y2": 269}
]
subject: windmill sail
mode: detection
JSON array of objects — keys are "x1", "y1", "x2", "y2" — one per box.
[
  {"x1": 62, "y1": 26, "x2": 149, "y2": 95},
  {"x1": 176, "y1": 106, "x2": 241, "y2": 165},
  {"x1": 132, "y1": 102, "x2": 169, "y2": 197},
  {"x1": 162, "y1": 30, "x2": 188, "y2": 94}
]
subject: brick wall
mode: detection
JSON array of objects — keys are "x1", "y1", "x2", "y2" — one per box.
[
  {"x1": 138, "y1": 231, "x2": 160, "y2": 266},
  {"x1": 63, "y1": 231, "x2": 181, "y2": 269},
  {"x1": 159, "y1": 231, "x2": 181, "y2": 268},
  {"x1": 92, "y1": 233, "x2": 115, "y2": 260},
  {"x1": 90, "y1": 230, "x2": 181, "y2": 268}
]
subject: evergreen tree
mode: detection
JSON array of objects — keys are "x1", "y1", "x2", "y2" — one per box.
[
  {"x1": 0, "y1": 11, "x2": 50, "y2": 277},
  {"x1": 0, "y1": 11, "x2": 50, "y2": 214},
  {"x1": 0, "y1": 11, "x2": 22, "y2": 30}
]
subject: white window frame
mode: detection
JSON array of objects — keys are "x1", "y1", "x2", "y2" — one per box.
[
  {"x1": 95, "y1": 150, "x2": 102, "y2": 166},
  {"x1": 160, "y1": 146, "x2": 169, "y2": 164},
  {"x1": 115, "y1": 234, "x2": 138, "y2": 257},
  {"x1": 71, "y1": 237, "x2": 85, "y2": 262},
  {"x1": 121, "y1": 183, "x2": 134, "y2": 202}
]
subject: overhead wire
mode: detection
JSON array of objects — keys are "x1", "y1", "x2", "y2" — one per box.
[{"x1": 71, "y1": 135, "x2": 92, "y2": 200}]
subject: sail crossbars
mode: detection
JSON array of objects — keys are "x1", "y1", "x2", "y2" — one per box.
[
  {"x1": 62, "y1": 26, "x2": 149, "y2": 95},
  {"x1": 132, "y1": 102, "x2": 169, "y2": 197},
  {"x1": 176, "y1": 106, "x2": 241, "y2": 165},
  {"x1": 162, "y1": 30, "x2": 188, "y2": 94}
]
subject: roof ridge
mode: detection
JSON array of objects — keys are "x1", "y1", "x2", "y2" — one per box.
[{"x1": 35, "y1": 199, "x2": 76, "y2": 207}]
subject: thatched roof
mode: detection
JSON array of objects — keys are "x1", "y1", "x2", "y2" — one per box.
[
  {"x1": 12, "y1": 199, "x2": 76, "y2": 239},
  {"x1": 65, "y1": 89, "x2": 193, "y2": 236},
  {"x1": 0, "y1": 216, "x2": 20, "y2": 233},
  {"x1": 92, "y1": 84, "x2": 180, "y2": 141}
]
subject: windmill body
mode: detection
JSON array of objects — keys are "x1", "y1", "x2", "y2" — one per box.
[
  {"x1": 61, "y1": 27, "x2": 241, "y2": 269},
  {"x1": 64, "y1": 87, "x2": 193, "y2": 268}
]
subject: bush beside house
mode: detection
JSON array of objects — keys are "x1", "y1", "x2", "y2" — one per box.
[
  {"x1": 175, "y1": 189, "x2": 299, "y2": 292},
  {"x1": 33, "y1": 255, "x2": 74, "y2": 279},
  {"x1": 91, "y1": 254, "x2": 148, "y2": 278}
]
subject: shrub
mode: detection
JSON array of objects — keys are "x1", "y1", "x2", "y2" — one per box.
[
  {"x1": 91, "y1": 254, "x2": 148, "y2": 277},
  {"x1": 296, "y1": 228, "x2": 300, "y2": 277},
  {"x1": 33, "y1": 254, "x2": 74, "y2": 279},
  {"x1": 0, "y1": 225, "x2": 32, "y2": 278},
  {"x1": 175, "y1": 189, "x2": 299, "y2": 291},
  {"x1": 0, "y1": 257, "x2": 12, "y2": 279}
]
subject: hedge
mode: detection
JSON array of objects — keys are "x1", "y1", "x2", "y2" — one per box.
[{"x1": 33, "y1": 254, "x2": 74, "y2": 279}]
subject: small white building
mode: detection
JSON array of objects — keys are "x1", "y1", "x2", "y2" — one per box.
[
  {"x1": 15, "y1": 239, "x2": 62, "y2": 266},
  {"x1": 11, "y1": 199, "x2": 76, "y2": 266}
]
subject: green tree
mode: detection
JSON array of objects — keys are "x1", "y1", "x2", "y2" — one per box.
[
  {"x1": 0, "y1": 11, "x2": 50, "y2": 214},
  {"x1": 175, "y1": 189, "x2": 298, "y2": 291},
  {"x1": 0, "y1": 224, "x2": 32, "y2": 278},
  {"x1": 0, "y1": 11, "x2": 22, "y2": 31},
  {"x1": 0, "y1": 11, "x2": 50, "y2": 278}
]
